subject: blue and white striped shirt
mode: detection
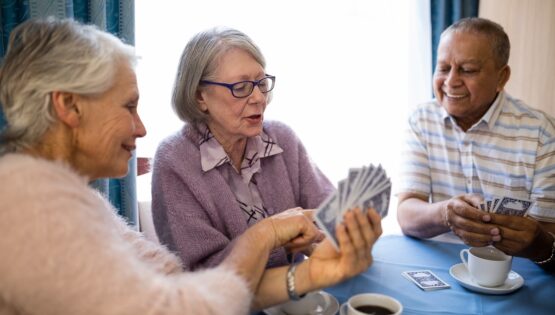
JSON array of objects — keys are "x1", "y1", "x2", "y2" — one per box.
[{"x1": 399, "y1": 92, "x2": 555, "y2": 222}]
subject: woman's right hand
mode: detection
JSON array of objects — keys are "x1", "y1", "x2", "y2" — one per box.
[{"x1": 263, "y1": 207, "x2": 322, "y2": 250}]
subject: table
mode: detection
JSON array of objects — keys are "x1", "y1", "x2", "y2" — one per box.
[{"x1": 325, "y1": 235, "x2": 555, "y2": 315}]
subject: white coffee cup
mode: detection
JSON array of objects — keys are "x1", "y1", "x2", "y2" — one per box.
[
  {"x1": 280, "y1": 291, "x2": 331, "y2": 315},
  {"x1": 347, "y1": 293, "x2": 402, "y2": 315},
  {"x1": 460, "y1": 246, "x2": 512, "y2": 287}
]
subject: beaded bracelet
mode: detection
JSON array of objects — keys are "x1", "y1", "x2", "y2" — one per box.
[
  {"x1": 534, "y1": 232, "x2": 555, "y2": 265},
  {"x1": 286, "y1": 262, "x2": 306, "y2": 300}
]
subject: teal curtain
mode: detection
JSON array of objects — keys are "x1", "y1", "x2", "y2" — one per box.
[
  {"x1": 431, "y1": 0, "x2": 480, "y2": 74},
  {"x1": 0, "y1": 0, "x2": 139, "y2": 227}
]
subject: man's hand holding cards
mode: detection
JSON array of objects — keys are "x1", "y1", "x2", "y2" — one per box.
[
  {"x1": 314, "y1": 164, "x2": 391, "y2": 249},
  {"x1": 479, "y1": 196, "x2": 534, "y2": 216}
]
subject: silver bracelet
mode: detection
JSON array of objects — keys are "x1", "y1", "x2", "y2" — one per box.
[
  {"x1": 286, "y1": 262, "x2": 305, "y2": 300},
  {"x1": 534, "y1": 232, "x2": 555, "y2": 265}
]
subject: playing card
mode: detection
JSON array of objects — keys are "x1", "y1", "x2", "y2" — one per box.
[
  {"x1": 402, "y1": 270, "x2": 451, "y2": 291},
  {"x1": 314, "y1": 193, "x2": 341, "y2": 249},
  {"x1": 361, "y1": 184, "x2": 391, "y2": 217},
  {"x1": 314, "y1": 164, "x2": 392, "y2": 250},
  {"x1": 495, "y1": 196, "x2": 533, "y2": 216},
  {"x1": 486, "y1": 200, "x2": 494, "y2": 213},
  {"x1": 491, "y1": 197, "x2": 501, "y2": 212}
]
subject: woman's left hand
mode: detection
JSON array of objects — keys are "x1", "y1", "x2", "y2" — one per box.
[{"x1": 306, "y1": 208, "x2": 382, "y2": 288}]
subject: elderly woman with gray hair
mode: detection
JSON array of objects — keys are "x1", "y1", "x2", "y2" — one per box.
[
  {"x1": 0, "y1": 18, "x2": 382, "y2": 314},
  {"x1": 152, "y1": 27, "x2": 341, "y2": 271}
]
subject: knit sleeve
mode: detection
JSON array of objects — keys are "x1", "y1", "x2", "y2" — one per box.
[
  {"x1": 151, "y1": 136, "x2": 239, "y2": 270},
  {"x1": 0, "y1": 155, "x2": 252, "y2": 315}
]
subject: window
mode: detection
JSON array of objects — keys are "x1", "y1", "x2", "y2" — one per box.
[{"x1": 135, "y1": 0, "x2": 431, "y2": 234}]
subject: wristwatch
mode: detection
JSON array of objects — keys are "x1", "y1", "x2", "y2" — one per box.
[{"x1": 534, "y1": 232, "x2": 555, "y2": 265}]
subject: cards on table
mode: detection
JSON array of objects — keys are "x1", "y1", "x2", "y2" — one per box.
[
  {"x1": 314, "y1": 164, "x2": 391, "y2": 249},
  {"x1": 402, "y1": 270, "x2": 451, "y2": 291},
  {"x1": 479, "y1": 196, "x2": 533, "y2": 217}
]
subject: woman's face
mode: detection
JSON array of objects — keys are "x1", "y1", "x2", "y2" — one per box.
[
  {"x1": 73, "y1": 62, "x2": 146, "y2": 180},
  {"x1": 197, "y1": 48, "x2": 268, "y2": 144}
]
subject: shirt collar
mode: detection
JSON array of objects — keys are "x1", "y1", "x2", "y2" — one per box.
[
  {"x1": 441, "y1": 91, "x2": 505, "y2": 130},
  {"x1": 198, "y1": 123, "x2": 283, "y2": 172}
]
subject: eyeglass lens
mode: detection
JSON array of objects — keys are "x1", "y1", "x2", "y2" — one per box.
[{"x1": 232, "y1": 77, "x2": 274, "y2": 97}]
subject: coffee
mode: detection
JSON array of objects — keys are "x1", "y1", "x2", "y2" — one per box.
[{"x1": 354, "y1": 305, "x2": 393, "y2": 315}]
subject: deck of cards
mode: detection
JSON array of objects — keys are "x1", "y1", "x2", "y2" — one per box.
[
  {"x1": 479, "y1": 196, "x2": 534, "y2": 216},
  {"x1": 402, "y1": 270, "x2": 451, "y2": 291},
  {"x1": 314, "y1": 164, "x2": 391, "y2": 249}
]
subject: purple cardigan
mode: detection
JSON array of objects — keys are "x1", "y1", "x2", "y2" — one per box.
[{"x1": 152, "y1": 120, "x2": 334, "y2": 271}]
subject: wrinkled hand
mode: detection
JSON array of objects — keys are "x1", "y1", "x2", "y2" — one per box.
[
  {"x1": 444, "y1": 194, "x2": 497, "y2": 246},
  {"x1": 306, "y1": 208, "x2": 382, "y2": 288},
  {"x1": 487, "y1": 214, "x2": 549, "y2": 258},
  {"x1": 266, "y1": 207, "x2": 322, "y2": 250}
]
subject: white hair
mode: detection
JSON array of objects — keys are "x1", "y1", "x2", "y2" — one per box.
[{"x1": 0, "y1": 17, "x2": 137, "y2": 154}]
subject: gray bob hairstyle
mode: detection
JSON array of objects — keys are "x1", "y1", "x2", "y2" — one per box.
[
  {"x1": 172, "y1": 26, "x2": 267, "y2": 125},
  {"x1": 442, "y1": 17, "x2": 510, "y2": 68},
  {"x1": 0, "y1": 17, "x2": 136, "y2": 154}
]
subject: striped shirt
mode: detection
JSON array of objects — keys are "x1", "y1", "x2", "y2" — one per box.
[{"x1": 399, "y1": 92, "x2": 555, "y2": 222}]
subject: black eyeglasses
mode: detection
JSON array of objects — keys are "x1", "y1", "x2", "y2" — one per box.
[{"x1": 200, "y1": 75, "x2": 276, "y2": 98}]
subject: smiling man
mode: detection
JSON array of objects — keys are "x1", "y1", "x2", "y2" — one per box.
[{"x1": 396, "y1": 17, "x2": 555, "y2": 272}]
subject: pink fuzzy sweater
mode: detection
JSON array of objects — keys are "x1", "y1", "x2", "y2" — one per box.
[{"x1": 0, "y1": 154, "x2": 251, "y2": 315}]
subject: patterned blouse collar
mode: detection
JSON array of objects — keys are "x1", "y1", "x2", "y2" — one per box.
[{"x1": 198, "y1": 123, "x2": 284, "y2": 172}]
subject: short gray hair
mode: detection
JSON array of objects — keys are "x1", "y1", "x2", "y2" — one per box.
[
  {"x1": 0, "y1": 17, "x2": 136, "y2": 154},
  {"x1": 442, "y1": 17, "x2": 510, "y2": 68},
  {"x1": 172, "y1": 27, "x2": 266, "y2": 125}
]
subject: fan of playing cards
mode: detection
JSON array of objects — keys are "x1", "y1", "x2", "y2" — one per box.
[
  {"x1": 314, "y1": 164, "x2": 391, "y2": 249},
  {"x1": 479, "y1": 196, "x2": 534, "y2": 216}
]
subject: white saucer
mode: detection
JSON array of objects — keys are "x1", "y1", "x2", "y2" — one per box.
[
  {"x1": 449, "y1": 263, "x2": 524, "y2": 295},
  {"x1": 264, "y1": 291, "x2": 340, "y2": 315}
]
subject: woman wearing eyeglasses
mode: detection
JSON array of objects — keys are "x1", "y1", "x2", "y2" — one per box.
[{"x1": 151, "y1": 27, "x2": 337, "y2": 270}]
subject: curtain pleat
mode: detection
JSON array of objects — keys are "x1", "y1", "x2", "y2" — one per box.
[
  {"x1": 0, "y1": 0, "x2": 138, "y2": 228},
  {"x1": 430, "y1": 0, "x2": 480, "y2": 74}
]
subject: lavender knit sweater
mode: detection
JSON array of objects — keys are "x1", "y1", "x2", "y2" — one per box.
[{"x1": 152, "y1": 120, "x2": 334, "y2": 270}]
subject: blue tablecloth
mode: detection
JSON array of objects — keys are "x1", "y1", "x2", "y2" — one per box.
[{"x1": 325, "y1": 235, "x2": 554, "y2": 315}]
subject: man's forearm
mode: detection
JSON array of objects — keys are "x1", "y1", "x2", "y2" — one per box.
[{"x1": 397, "y1": 197, "x2": 451, "y2": 238}]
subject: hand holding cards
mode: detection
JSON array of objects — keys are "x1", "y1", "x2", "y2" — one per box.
[
  {"x1": 314, "y1": 164, "x2": 391, "y2": 249},
  {"x1": 479, "y1": 196, "x2": 534, "y2": 216}
]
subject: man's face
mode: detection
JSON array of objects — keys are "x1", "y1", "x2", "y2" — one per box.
[{"x1": 433, "y1": 31, "x2": 510, "y2": 130}]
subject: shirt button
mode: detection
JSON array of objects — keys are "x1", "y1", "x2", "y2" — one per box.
[{"x1": 466, "y1": 178, "x2": 472, "y2": 185}]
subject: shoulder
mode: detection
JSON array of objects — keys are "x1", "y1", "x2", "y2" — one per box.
[
  {"x1": 501, "y1": 94, "x2": 555, "y2": 134},
  {"x1": 0, "y1": 153, "x2": 105, "y2": 226},
  {"x1": 0, "y1": 153, "x2": 87, "y2": 189},
  {"x1": 154, "y1": 125, "x2": 201, "y2": 167},
  {"x1": 156, "y1": 125, "x2": 198, "y2": 154},
  {"x1": 407, "y1": 100, "x2": 444, "y2": 131},
  {"x1": 409, "y1": 100, "x2": 442, "y2": 120},
  {"x1": 263, "y1": 120, "x2": 301, "y2": 146}
]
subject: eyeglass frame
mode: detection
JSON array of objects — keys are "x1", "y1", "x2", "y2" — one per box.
[{"x1": 199, "y1": 75, "x2": 276, "y2": 98}]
